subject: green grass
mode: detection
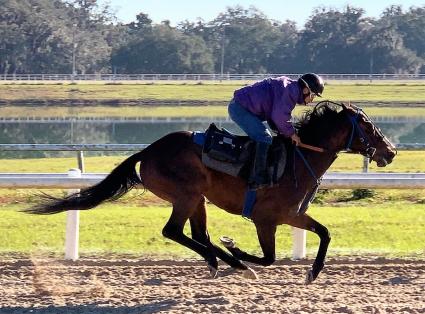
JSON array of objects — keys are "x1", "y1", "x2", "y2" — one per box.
[
  {"x1": 0, "y1": 151, "x2": 423, "y2": 258},
  {"x1": 0, "y1": 151, "x2": 422, "y2": 173},
  {"x1": 1, "y1": 82, "x2": 424, "y2": 102},
  {"x1": 2, "y1": 105, "x2": 425, "y2": 118},
  {"x1": 1, "y1": 82, "x2": 424, "y2": 118},
  {"x1": 1, "y1": 203, "x2": 424, "y2": 257},
  {"x1": 0, "y1": 152, "x2": 423, "y2": 257}
]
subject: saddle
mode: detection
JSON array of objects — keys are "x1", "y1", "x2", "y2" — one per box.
[{"x1": 192, "y1": 123, "x2": 287, "y2": 186}]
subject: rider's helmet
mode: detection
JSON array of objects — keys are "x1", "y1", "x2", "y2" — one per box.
[{"x1": 298, "y1": 73, "x2": 325, "y2": 97}]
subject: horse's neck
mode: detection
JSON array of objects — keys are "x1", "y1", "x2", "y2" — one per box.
[
  {"x1": 298, "y1": 149, "x2": 338, "y2": 182},
  {"x1": 297, "y1": 114, "x2": 349, "y2": 182},
  {"x1": 313, "y1": 135, "x2": 341, "y2": 176},
  {"x1": 315, "y1": 151, "x2": 337, "y2": 177}
]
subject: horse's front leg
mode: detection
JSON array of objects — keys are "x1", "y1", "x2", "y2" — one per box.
[
  {"x1": 189, "y1": 199, "x2": 252, "y2": 278},
  {"x1": 288, "y1": 214, "x2": 331, "y2": 284},
  {"x1": 221, "y1": 223, "x2": 277, "y2": 267}
]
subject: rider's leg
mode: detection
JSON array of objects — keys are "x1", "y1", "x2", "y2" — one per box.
[
  {"x1": 250, "y1": 141, "x2": 270, "y2": 189},
  {"x1": 228, "y1": 99, "x2": 272, "y2": 189}
]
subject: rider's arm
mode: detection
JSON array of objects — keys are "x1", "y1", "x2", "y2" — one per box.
[{"x1": 270, "y1": 101, "x2": 296, "y2": 138}]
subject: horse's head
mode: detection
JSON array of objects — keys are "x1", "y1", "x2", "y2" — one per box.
[{"x1": 339, "y1": 103, "x2": 397, "y2": 167}]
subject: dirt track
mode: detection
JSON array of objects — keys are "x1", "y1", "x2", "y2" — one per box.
[{"x1": 0, "y1": 256, "x2": 424, "y2": 313}]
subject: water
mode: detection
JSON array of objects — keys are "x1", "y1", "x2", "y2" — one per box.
[{"x1": 0, "y1": 119, "x2": 423, "y2": 158}]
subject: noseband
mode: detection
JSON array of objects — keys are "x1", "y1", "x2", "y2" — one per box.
[{"x1": 345, "y1": 108, "x2": 377, "y2": 158}]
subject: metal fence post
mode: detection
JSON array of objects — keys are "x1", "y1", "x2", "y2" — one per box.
[
  {"x1": 77, "y1": 151, "x2": 85, "y2": 173},
  {"x1": 64, "y1": 168, "x2": 81, "y2": 261},
  {"x1": 363, "y1": 156, "x2": 369, "y2": 173}
]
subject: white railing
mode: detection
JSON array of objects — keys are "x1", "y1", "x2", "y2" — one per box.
[
  {"x1": 0, "y1": 143, "x2": 423, "y2": 151},
  {"x1": 1, "y1": 116, "x2": 425, "y2": 124},
  {"x1": 1, "y1": 73, "x2": 425, "y2": 82},
  {"x1": 1, "y1": 172, "x2": 424, "y2": 189}
]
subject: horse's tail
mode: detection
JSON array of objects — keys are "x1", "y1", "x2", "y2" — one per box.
[{"x1": 23, "y1": 151, "x2": 145, "y2": 215}]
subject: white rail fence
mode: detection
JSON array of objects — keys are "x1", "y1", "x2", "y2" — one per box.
[
  {"x1": 1, "y1": 172, "x2": 424, "y2": 189},
  {"x1": 1, "y1": 144, "x2": 424, "y2": 261},
  {"x1": 1, "y1": 116, "x2": 425, "y2": 124},
  {"x1": 2, "y1": 73, "x2": 425, "y2": 82}
]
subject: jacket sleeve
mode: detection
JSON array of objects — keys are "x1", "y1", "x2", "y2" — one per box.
[
  {"x1": 271, "y1": 106, "x2": 295, "y2": 137},
  {"x1": 270, "y1": 93, "x2": 296, "y2": 137}
]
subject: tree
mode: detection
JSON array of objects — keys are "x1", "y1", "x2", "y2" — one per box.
[
  {"x1": 112, "y1": 23, "x2": 214, "y2": 73},
  {"x1": 265, "y1": 21, "x2": 299, "y2": 73},
  {"x1": 0, "y1": 0, "x2": 115, "y2": 74},
  {"x1": 205, "y1": 6, "x2": 290, "y2": 74},
  {"x1": 0, "y1": 0, "x2": 72, "y2": 73},
  {"x1": 378, "y1": 5, "x2": 425, "y2": 73},
  {"x1": 297, "y1": 6, "x2": 367, "y2": 73}
]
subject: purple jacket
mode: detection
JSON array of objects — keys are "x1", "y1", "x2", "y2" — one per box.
[{"x1": 233, "y1": 76, "x2": 304, "y2": 137}]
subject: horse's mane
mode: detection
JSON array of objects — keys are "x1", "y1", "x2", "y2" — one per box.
[{"x1": 294, "y1": 102, "x2": 341, "y2": 143}]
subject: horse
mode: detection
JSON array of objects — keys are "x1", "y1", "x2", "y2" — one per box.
[{"x1": 25, "y1": 101, "x2": 397, "y2": 284}]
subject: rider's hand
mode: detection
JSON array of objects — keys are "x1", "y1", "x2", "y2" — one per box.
[{"x1": 291, "y1": 133, "x2": 301, "y2": 146}]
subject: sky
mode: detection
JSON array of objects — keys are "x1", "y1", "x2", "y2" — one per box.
[{"x1": 98, "y1": 0, "x2": 424, "y2": 27}]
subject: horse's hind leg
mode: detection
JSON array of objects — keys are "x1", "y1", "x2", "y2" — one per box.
[
  {"x1": 221, "y1": 223, "x2": 277, "y2": 267},
  {"x1": 162, "y1": 197, "x2": 218, "y2": 275},
  {"x1": 189, "y1": 198, "x2": 249, "y2": 275}
]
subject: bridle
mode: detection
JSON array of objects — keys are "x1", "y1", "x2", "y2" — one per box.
[
  {"x1": 345, "y1": 107, "x2": 377, "y2": 158},
  {"x1": 312, "y1": 101, "x2": 397, "y2": 159}
]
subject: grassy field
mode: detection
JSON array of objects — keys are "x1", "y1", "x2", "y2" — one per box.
[
  {"x1": 2, "y1": 105, "x2": 425, "y2": 118},
  {"x1": 1, "y1": 82, "x2": 425, "y2": 118},
  {"x1": 0, "y1": 151, "x2": 423, "y2": 173},
  {"x1": 1, "y1": 82, "x2": 425, "y2": 102},
  {"x1": 1, "y1": 203, "x2": 424, "y2": 258},
  {"x1": 0, "y1": 151, "x2": 423, "y2": 257}
]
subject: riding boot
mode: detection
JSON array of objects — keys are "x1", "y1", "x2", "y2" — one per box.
[{"x1": 249, "y1": 142, "x2": 271, "y2": 190}]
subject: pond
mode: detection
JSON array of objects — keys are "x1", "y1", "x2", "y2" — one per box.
[{"x1": 0, "y1": 118, "x2": 423, "y2": 158}]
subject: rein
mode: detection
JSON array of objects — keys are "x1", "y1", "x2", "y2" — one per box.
[
  {"x1": 294, "y1": 146, "x2": 321, "y2": 187},
  {"x1": 292, "y1": 146, "x2": 324, "y2": 216}
]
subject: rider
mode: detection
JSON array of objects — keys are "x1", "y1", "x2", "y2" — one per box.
[{"x1": 228, "y1": 73, "x2": 325, "y2": 190}]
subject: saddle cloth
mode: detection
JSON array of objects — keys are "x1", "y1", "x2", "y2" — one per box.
[{"x1": 192, "y1": 123, "x2": 287, "y2": 185}]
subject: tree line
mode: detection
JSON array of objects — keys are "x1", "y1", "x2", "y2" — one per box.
[{"x1": 1, "y1": 0, "x2": 424, "y2": 75}]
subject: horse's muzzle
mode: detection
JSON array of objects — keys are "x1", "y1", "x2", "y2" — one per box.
[{"x1": 376, "y1": 150, "x2": 396, "y2": 167}]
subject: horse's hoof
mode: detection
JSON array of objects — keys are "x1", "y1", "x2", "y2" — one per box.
[
  {"x1": 208, "y1": 265, "x2": 218, "y2": 278},
  {"x1": 220, "y1": 236, "x2": 236, "y2": 249},
  {"x1": 242, "y1": 267, "x2": 259, "y2": 280},
  {"x1": 305, "y1": 269, "x2": 315, "y2": 285}
]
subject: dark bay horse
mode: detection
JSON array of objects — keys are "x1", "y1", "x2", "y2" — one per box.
[{"x1": 25, "y1": 101, "x2": 396, "y2": 283}]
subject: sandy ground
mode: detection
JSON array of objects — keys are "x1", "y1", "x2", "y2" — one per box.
[{"x1": 0, "y1": 256, "x2": 424, "y2": 314}]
